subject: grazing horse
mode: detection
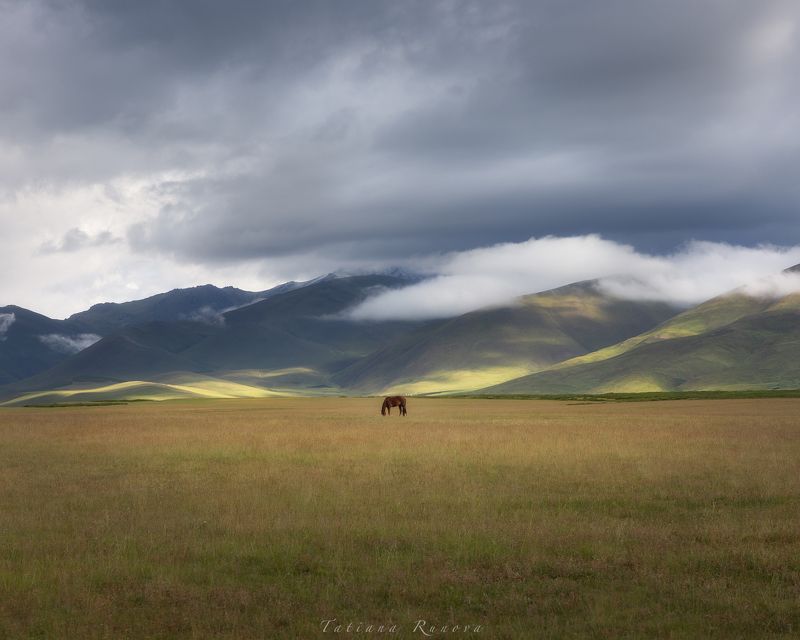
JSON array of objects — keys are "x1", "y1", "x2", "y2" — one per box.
[{"x1": 381, "y1": 395, "x2": 407, "y2": 416}]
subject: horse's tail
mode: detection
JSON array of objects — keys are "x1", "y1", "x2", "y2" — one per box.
[{"x1": 381, "y1": 399, "x2": 387, "y2": 415}]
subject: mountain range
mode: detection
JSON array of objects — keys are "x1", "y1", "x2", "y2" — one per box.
[{"x1": 2, "y1": 266, "x2": 800, "y2": 404}]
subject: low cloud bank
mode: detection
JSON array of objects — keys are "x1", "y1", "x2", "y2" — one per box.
[
  {"x1": 182, "y1": 305, "x2": 229, "y2": 326},
  {"x1": 0, "y1": 313, "x2": 15, "y2": 340},
  {"x1": 180, "y1": 297, "x2": 276, "y2": 326},
  {"x1": 38, "y1": 333, "x2": 102, "y2": 354},
  {"x1": 39, "y1": 228, "x2": 121, "y2": 254},
  {"x1": 347, "y1": 236, "x2": 800, "y2": 321}
]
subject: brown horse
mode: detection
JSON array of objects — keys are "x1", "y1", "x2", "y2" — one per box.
[{"x1": 381, "y1": 396, "x2": 407, "y2": 416}]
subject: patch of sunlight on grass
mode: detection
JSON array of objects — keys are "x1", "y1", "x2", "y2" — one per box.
[
  {"x1": 594, "y1": 375, "x2": 669, "y2": 393},
  {"x1": 384, "y1": 366, "x2": 534, "y2": 395},
  {"x1": 222, "y1": 367, "x2": 318, "y2": 379},
  {"x1": 1, "y1": 379, "x2": 289, "y2": 406},
  {"x1": 552, "y1": 339, "x2": 640, "y2": 368},
  {"x1": 172, "y1": 379, "x2": 287, "y2": 398},
  {"x1": 523, "y1": 293, "x2": 610, "y2": 321},
  {"x1": 548, "y1": 321, "x2": 710, "y2": 371},
  {"x1": 768, "y1": 293, "x2": 800, "y2": 312},
  {"x1": 544, "y1": 294, "x2": 772, "y2": 374}
]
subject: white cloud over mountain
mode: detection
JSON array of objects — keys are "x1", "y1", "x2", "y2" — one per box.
[
  {"x1": 38, "y1": 333, "x2": 102, "y2": 354},
  {"x1": 348, "y1": 236, "x2": 800, "y2": 320},
  {"x1": 0, "y1": 313, "x2": 15, "y2": 340}
]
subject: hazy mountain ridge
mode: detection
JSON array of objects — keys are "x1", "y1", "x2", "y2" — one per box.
[
  {"x1": 4, "y1": 267, "x2": 800, "y2": 402},
  {"x1": 66, "y1": 277, "x2": 334, "y2": 334},
  {"x1": 0, "y1": 276, "x2": 330, "y2": 388},
  {"x1": 0, "y1": 274, "x2": 425, "y2": 399}
]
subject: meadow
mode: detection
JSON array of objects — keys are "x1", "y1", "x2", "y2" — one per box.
[{"x1": 1, "y1": 398, "x2": 799, "y2": 639}]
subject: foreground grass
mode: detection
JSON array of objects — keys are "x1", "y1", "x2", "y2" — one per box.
[
  {"x1": 1, "y1": 398, "x2": 799, "y2": 638},
  {"x1": 454, "y1": 389, "x2": 800, "y2": 401}
]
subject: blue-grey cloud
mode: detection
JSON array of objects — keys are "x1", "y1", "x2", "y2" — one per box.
[
  {"x1": 1, "y1": 0, "x2": 799, "y2": 317},
  {"x1": 39, "y1": 228, "x2": 121, "y2": 254}
]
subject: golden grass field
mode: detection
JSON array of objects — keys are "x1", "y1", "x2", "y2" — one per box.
[{"x1": 1, "y1": 398, "x2": 799, "y2": 639}]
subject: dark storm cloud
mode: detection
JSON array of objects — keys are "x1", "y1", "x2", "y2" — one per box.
[{"x1": 2, "y1": 0, "x2": 799, "y2": 261}]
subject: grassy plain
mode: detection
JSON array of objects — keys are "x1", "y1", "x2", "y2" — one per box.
[{"x1": 1, "y1": 398, "x2": 799, "y2": 638}]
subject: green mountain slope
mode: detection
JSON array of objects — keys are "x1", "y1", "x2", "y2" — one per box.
[
  {"x1": 2, "y1": 275, "x2": 422, "y2": 396},
  {"x1": 1, "y1": 276, "x2": 342, "y2": 386},
  {"x1": 0, "y1": 280, "x2": 326, "y2": 384},
  {"x1": 0, "y1": 305, "x2": 96, "y2": 384},
  {"x1": 486, "y1": 291, "x2": 800, "y2": 394},
  {"x1": 182, "y1": 275, "x2": 424, "y2": 372},
  {"x1": 540, "y1": 290, "x2": 778, "y2": 370},
  {"x1": 333, "y1": 281, "x2": 680, "y2": 394},
  {"x1": 4, "y1": 321, "x2": 217, "y2": 394}
]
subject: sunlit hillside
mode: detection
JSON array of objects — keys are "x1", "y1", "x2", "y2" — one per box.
[
  {"x1": 334, "y1": 281, "x2": 678, "y2": 394},
  {"x1": 488, "y1": 291, "x2": 800, "y2": 394}
]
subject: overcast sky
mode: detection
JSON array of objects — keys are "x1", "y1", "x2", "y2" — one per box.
[{"x1": 1, "y1": 0, "x2": 799, "y2": 318}]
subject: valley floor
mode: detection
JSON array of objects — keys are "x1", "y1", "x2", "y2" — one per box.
[{"x1": 1, "y1": 398, "x2": 799, "y2": 638}]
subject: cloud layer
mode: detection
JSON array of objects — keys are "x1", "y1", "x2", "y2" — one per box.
[
  {"x1": 38, "y1": 333, "x2": 102, "y2": 354},
  {"x1": 347, "y1": 236, "x2": 800, "y2": 320},
  {"x1": 0, "y1": 1, "x2": 799, "y2": 317},
  {"x1": 39, "y1": 229, "x2": 121, "y2": 254},
  {"x1": 0, "y1": 313, "x2": 15, "y2": 340}
]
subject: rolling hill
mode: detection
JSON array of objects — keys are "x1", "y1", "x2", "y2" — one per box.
[
  {"x1": 0, "y1": 376, "x2": 286, "y2": 406},
  {"x1": 333, "y1": 281, "x2": 680, "y2": 394},
  {"x1": 485, "y1": 288, "x2": 800, "y2": 394}
]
